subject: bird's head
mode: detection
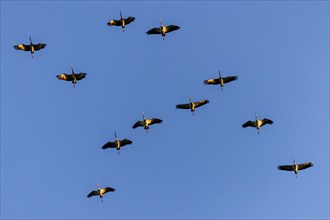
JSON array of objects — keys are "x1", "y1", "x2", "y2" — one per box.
[{"x1": 56, "y1": 74, "x2": 67, "y2": 80}]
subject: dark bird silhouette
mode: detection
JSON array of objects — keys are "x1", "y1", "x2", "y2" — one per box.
[
  {"x1": 204, "y1": 70, "x2": 238, "y2": 91},
  {"x1": 102, "y1": 132, "x2": 132, "y2": 154},
  {"x1": 146, "y1": 18, "x2": 180, "y2": 40},
  {"x1": 107, "y1": 11, "x2": 135, "y2": 32},
  {"x1": 176, "y1": 97, "x2": 209, "y2": 115},
  {"x1": 56, "y1": 65, "x2": 86, "y2": 87},
  {"x1": 242, "y1": 114, "x2": 273, "y2": 134},
  {"x1": 278, "y1": 158, "x2": 314, "y2": 178},
  {"x1": 13, "y1": 36, "x2": 46, "y2": 58},
  {"x1": 87, "y1": 183, "x2": 115, "y2": 202},
  {"x1": 132, "y1": 112, "x2": 162, "y2": 132}
]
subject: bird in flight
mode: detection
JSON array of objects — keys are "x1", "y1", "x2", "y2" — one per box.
[
  {"x1": 132, "y1": 112, "x2": 162, "y2": 132},
  {"x1": 14, "y1": 36, "x2": 46, "y2": 58},
  {"x1": 56, "y1": 65, "x2": 87, "y2": 87},
  {"x1": 146, "y1": 18, "x2": 180, "y2": 40},
  {"x1": 203, "y1": 70, "x2": 238, "y2": 91},
  {"x1": 242, "y1": 114, "x2": 273, "y2": 134},
  {"x1": 87, "y1": 183, "x2": 115, "y2": 202},
  {"x1": 278, "y1": 159, "x2": 314, "y2": 178},
  {"x1": 176, "y1": 97, "x2": 209, "y2": 115},
  {"x1": 107, "y1": 11, "x2": 135, "y2": 32},
  {"x1": 101, "y1": 132, "x2": 132, "y2": 154}
]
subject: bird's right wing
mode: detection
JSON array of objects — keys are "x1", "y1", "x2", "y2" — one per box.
[
  {"x1": 298, "y1": 162, "x2": 314, "y2": 170},
  {"x1": 33, "y1": 43, "x2": 46, "y2": 50},
  {"x1": 107, "y1": 19, "x2": 121, "y2": 26},
  {"x1": 146, "y1": 27, "x2": 161, "y2": 35},
  {"x1": 87, "y1": 190, "x2": 99, "y2": 198},
  {"x1": 242, "y1": 121, "x2": 256, "y2": 128},
  {"x1": 176, "y1": 103, "x2": 191, "y2": 109},
  {"x1": 102, "y1": 141, "x2": 116, "y2": 149},
  {"x1": 121, "y1": 139, "x2": 133, "y2": 146},
  {"x1": 104, "y1": 187, "x2": 116, "y2": 193},
  {"x1": 75, "y1": 73, "x2": 87, "y2": 80},
  {"x1": 166, "y1": 25, "x2": 180, "y2": 33},
  {"x1": 149, "y1": 118, "x2": 163, "y2": 125},
  {"x1": 132, "y1": 121, "x2": 144, "y2": 129},
  {"x1": 194, "y1": 100, "x2": 209, "y2": 108},
  {"x1": 203, "y1": 78, "x2": 220, "y2": 85},
  {"x1": 261, "y1": 118, "x2": 273, "y2": 126},
  {"x1": 222, "y1": 76, "x2": 238, "y2": 83},
  {"x1": 277, "y1": 165, "x2": 294, "y2": 171},
  {"x1": 124, "y1": 17, "x2": 135, "y2": 25},
  {"x1": 14, "y1": 44, "x2": 31, "y2": 51}
]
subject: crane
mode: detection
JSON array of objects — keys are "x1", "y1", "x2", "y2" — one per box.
[
  {"x1": 176, "y1": 97, "x2": 209, "y2": 115},
  {"x1": 146, "y1": 18, "x2": 180, "y2": 40},
  {"x1": 278, "y1": 159, "x2": 314, "y2": 177},
  {"x1": 132, "y1": 112, "x2": 162, "y2": 132},
  {"x1": 203, "y1": 70, "x2": 238, "y2": 91},
  {"x1": 87, "y1": 183, "x2": 115, "y2": 202},
  {"x1": 13, "y1": 36, "x2": 46, "y2": 58},
  {"x1": 107, "y1": 11, "x2": 135, "y2": 32},
  {"x1": 102, "y1": 132, "x2": 132, "y2": 154},
  {"x1": 56, "y1": 65, "x2": 87, "y2": 87},
  {"x1": 242, "y1": 114, "x2": 273, "y2": 134}
]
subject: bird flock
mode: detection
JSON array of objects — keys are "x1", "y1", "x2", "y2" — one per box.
[{"x1": 13, "y1": 11, "x2": 314, "y2": 203}]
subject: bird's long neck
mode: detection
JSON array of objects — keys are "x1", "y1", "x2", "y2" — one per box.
[
  {"x1": 120, "y1": 11, "x2": 123, "y2": 19},
  {"x1": 29, "y1": 36, "x2": 32, "y2": 45}
]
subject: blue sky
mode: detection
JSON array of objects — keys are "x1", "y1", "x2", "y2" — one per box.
[{"x1": 1, "y1": 1, "x2": 329, "y2": 219}]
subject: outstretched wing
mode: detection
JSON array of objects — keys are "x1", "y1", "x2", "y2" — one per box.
[
  {"x1": 104, "y1": 187, "x2": 116, "y2": 194},
  {"x1": 298, "y1": 162, "x2": 314, "y2": 171},
  {"x1": 33, "y1": 43, "x2": 46, "y2": 51},
  {"x1": 277, "y1": 165, "x2": 294, "y2": 171},
  {"x1": 102, "y1": 141, "x2": 116, "y2": 149},
  {"x1": 87, "y1": 190, "x2": 99, "y2": 198},
  {"x1": 56, "y1": 74, "x2": 73, "y2": 81},
  {"x1": 222, "y1": 76, "x2": 238, "y2": 84},
  {"x1": 75, "y1": 73, "x2": 87, "y2": 81},
  {"x1": 107, "y1": 19, "x2": 121, "y2": 26},
  {"x1": 242, "y1": 120, "x2": 256, "y2": 128},
  {"x1": 14, "y1": 44, "x2": 31, "y2": 51},
  {"x1": 194, "y1": 100, "x2": 209, "y2": 108},
  {"x1": 120, "y1": 139, "x2": 133, "y2": 146},
  {"x1": 149, "y1": 118, "x2": 162, "y2": 125},
  {"x1": 124, "y1": 17, "x2": 135, "y2": 25},
  {"x1": 146, "y1": 27, "x2": 161, "y2": 35},
  {"x1": 260, "y1": 118, "x2": 273, "y2": 126},
  {"x1": 132, "y1": 120, "x2": 144, "y2": 129},
  {"x1": 166, "y1": 25, "x2": 180, "y2": 33},
  {"x1": 203, "y1": 78, "x2": 220, "y2": 85},
  {"x1": 176, "y1": 103, "x2": 191, "y2": 109}
]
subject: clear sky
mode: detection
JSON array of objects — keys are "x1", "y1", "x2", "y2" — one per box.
[{"x1": 1, "y1": 1, "x2": 329, "y2": 219}]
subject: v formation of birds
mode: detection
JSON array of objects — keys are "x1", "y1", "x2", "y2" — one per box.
[{"x1": 13, "y1": 11, "x2": 314, "y2": 202}]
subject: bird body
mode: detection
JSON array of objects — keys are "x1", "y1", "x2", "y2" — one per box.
[
  {"x1": 107, "y1": 11, "x2": 135, "y2": 32},
  {"x1": 132, "y1": 112, "x2": 162, "y2": 132},
  {"x1": 242, "y1": 114, "x2": 273, "y2": 134},
  {"x1": 87, "y1": 184, "x2": 115, "y2": 202},
  {"x1": 176, "y1": 97, "x2": 209, "y2": 114},
  {"x1": 204, "y1": 70, "x2": 238, "y2": 91},
  {"x1": 102, "y1": 132, "x2": 132, "y2": 153},
  {"x1": 14, "y1": 36, "x2": 46, "y2": 58},
  {"x1": 278, "y1": 159, "x2": 314, "y2": 177},
  {"x1": 56, "y1": 65, "x2": 86, "y2": 87},
  {"x1": 146, "y1": 18, "x2": 180, "y2": 40}
]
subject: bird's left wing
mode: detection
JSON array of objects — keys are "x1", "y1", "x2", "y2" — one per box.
[
  {"x1": 277, "y1": 165, "x2": 294, "y2": 171},
  {"x1": 146, "y1": 27, "x2": 161, "y2": 35},
  {"x1": 124, "y1": 17, "x2": 135, "y2": 25},
  {"x1": 132, "y1": 121, "x2": 144, "y2": 129},
  {"x1": 176, "y1": 103, "x2": 191, "y2": 109},
  {"x1": 203, "y1": 78, "x2": 220, "y2": 85},
  {"x1": 194, "y1": 100, "x2": 210, "y2": 108},
  {"x1": 102, "y1": 141, "x2": 116, "y2": 149},
  {"x1": 87, "y1": 190, "x2": 99, "y2": 198},
  {"x1": 14, "y1": 44, "x2": 31, "y2": 51},
  {"x1": 166, "y1": 25, "x2": 180, "y2": 33},
  {"x1": 298, "y1": 162, "x2": 314, "y2": 170}
]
